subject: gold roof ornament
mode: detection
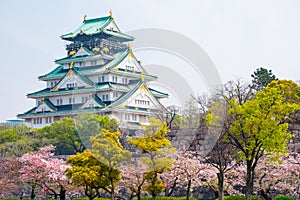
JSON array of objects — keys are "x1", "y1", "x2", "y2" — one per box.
[
  {"x1": 70, "y1": 62, "x2": 73, "y2": 69},
  {"x1": 139, "y1": 71, "x2": 145, "y2": 82},
  {"x1": 83, "y1": 15, "x2": 87, "y2": 22},
  {"x1": 69, "y1": 50, "x2": 76, "y2": 56},
  {"x1": 128, "y1": 44, "x2": 134, "y2": 58},
  {"x1": 109, "y1": 10, "x2": 113, "y2": 18},
  {"x1": 92, "y1": 47, "x2": 100, "y2": 52}
]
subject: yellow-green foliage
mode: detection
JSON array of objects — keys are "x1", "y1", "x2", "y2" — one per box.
[
  {"x1": 66, "y1": 150, "x2": 110, "y2": 185},
  {"x1": 66, "y1": 150, "x2": 111, "y2": 199},
  {"x1": 129, "y1": 118, "x2": 175, "y2": 197},
  {"x1": 90, "y1": 128, "x2": 130, "y2": 198},
  {"x1": 91, "y1": 129, "x2": 130, "y2": 168},
  {"x1": 229, "y1": 80, "x2": 300, "y2": 161}
]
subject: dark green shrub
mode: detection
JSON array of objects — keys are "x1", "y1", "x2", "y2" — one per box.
[
  {"x1": 216, "y1": 195, "x2": 261, "y2": 200},
  {"x1": 275, "y1": 195, "x2": 294, "y2": 200}
]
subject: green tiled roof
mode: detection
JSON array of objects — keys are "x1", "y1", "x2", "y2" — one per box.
[
  {"x1": 49, "y1": 67, "x2": 94, "y2": 92},
  {"x1": 28, "y1": 85, "x2": 108, "y2": 98},
  {"x1": 105, "y1": 49, "x2": 129, "y2": 69},
  {"x1": 149, "y1": 88, "x2": 168, "y2": 98},
  {"x1": 55, "y1": 55, "x2": 95, "y2": 63},
  {"x1": 110, "y1": 81, "x2": 143, "y2": 107},
  {"x1": 71, "y1": 67, "x2": 95, "y2": 86},
  {"x1": 43, "y1": 99, "x2": 57, "y2": 111},
  {"x1": 61, "y1": 16, "x2": 112, "y2": 39},
  {"x1": 93, "y1": 94, "x2": 106, "y2": 107},
  {"x1": 18, "y1": 106, "x2": 111, "y2": 118},
  {"x1": 40, "y1": 48, "x2": 156, "y2": 81},
  {"x1": 39, "y1": 66, "x2": 65, "y2": 79},
  {"x1": 60, "y1": 16, "x2": 134, "y2": 41},
  {"x1": 27, "y1": 83, "x2": 129, "y2": 98},
  {"x1": 103, "y1": 30, "x2": 134, "y2": 41}
]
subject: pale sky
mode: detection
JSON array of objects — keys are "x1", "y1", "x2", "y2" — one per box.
[{"x1": 0, "y1": 0, "x2": 300, "y2": 122}]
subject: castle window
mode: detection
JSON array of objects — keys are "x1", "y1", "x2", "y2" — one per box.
[
  {"x1": 67, "y1": 83, "x2": 76, "y2": 88},
  {"x1": 122, "y1": 78, "x2": 128, "y2": 84},
  {"x1": 79, "y1": 62, "x2": 85, "y2": 67},
  {"x1": 126, "y1": 65, "x2": 134, "y2": 71},
  {"x1": 112, "y1": 76, "x2": 118, "y2": 83},
  {"x1": 69, "y1": 98, "x2": 75, "y2": 104},
  {"x1": 60, "y1": 99, "x2": 63, "y2": 105},
  {"x1": 113, "y1": 92, "x2": 118, "y2": 98},
  {"x1": 132, "y1": 115, "x2": 137, "y2": 121},
  {"x1": 135, "y1": 99, "x2": 150, "y2": 106},
  {"x1": 125, "y1": 114, "x2": 129, "y2": 120},
  {"x1": 91, "y1": 60, "x2": 97, "y2": 66}
]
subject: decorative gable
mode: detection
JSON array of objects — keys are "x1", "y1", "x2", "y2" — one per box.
[
  {"x1": 34, "y1": 99, "x2": 56, "y2": 113},
  {"x1": 114, "y1": 51, "x2": 147, "y2": 74},
  {"x1": 80, "y1": 94, "x2": 105, "y2": 109},
  {"x1": 104, "y1": 20, "x2": 121, "y2": 32},
  {"x1": 51, "y1": 69, "x2": 93, "y2": 91},
  {"x1": 114, "y1": 82, "x2": 163, "y2": 110},
  {"x1": 74, "y1": 47, "x2": 93, "y2": 57}
]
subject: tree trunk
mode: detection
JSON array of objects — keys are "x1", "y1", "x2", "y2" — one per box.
[
  {"x1": 152, "y1": 194, "x2": 156, "y2": 200},
  {"x1": 217, "y1": 172, "x2": 224, "y2": 200},
  {"x1": 137, "y1": 189, "x2": 141, "y2": 200},
  {"x1": 30, "y1": 185, "x2": 35, "y2": 200},
  {"x1": 246, "y1": 161, "x2": 255, "y2": 200},
  {"x1": 59, "y1": 185, "x2": 66, "y2": 200},
  {"x1": 186, "y1": 179, "x2": 192, "y2": 200},
  {"x1": 260, "y1": 190, "x2": 271, "y2": 200},
  {"x1": 167, "y1": 177, "x2": 178, "y2": 197},
  {"x1": 111, "y1": 191, "x2": 115, "y2": 200}
]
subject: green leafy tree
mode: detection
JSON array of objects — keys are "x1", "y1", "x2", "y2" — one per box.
[
  {"x1": 0, "y1": 124, "x2": 31, "y2": 157},
  {"x1": 90, "y1": 129, "x2": 131, "y2": 200},
  {"x1": 39, "y1": 118, "x2": 83, "y2": 154},
  {"x1": 251, "y1": 67, "x2": 278, "y2": 90},
  {"x1": 75, "y1": 113, "x2": 119, "y2": 150},
  {"x1": 222, "y1": 80, "x2": 300, "y2": 200},
  {"x1": 66, "y1": 150, "x2": 111, "y2": 200},
  {"x1": 129, "y1": 118, "x2": 175, "y2": 200}
]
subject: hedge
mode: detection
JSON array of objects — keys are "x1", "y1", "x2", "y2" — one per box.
[
  {"x1": 216, "y1": 195, "x2": 262, "y2": 200},
  {"x1": 275, "y1": 196, "x2": 294, "y2": 200}
]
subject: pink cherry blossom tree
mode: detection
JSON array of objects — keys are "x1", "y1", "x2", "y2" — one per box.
[
  {"x1": 225, "y1": 152, "x2": 300, "y2": 199},
  {"x1": 162, "y1": 152, "x2": 217, "y2": 200},
  {"x1": 248, "y1": 154, "x2": 299, "y2": 199},
  {"x1": 119, "y1": 161, "x2": 148, "y2": 200},
  {"x1": 19, "y1": 145, "x2": 75, "y2": 200},
  {"x1": 0, "y1": 157, "x2": 26, "y2": 197}
]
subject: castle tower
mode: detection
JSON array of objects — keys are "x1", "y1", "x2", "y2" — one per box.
[{"x1": 18, "y1": 13, "x2": 168, "y2": 129}]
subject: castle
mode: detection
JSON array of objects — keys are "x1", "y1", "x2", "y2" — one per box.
[{"x1": 18, "y1": 12, "x2": 168, "y2": 129}]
